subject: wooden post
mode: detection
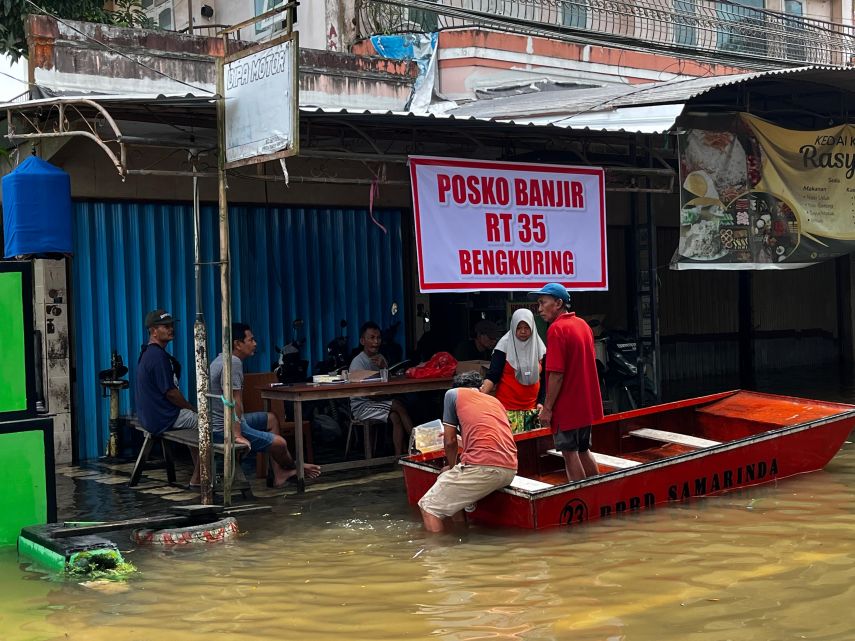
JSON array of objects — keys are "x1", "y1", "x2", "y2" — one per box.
[
  {"x1": 216, "y1": 49, "x2": 234, "y2": 505},
  {"x1": 192, "y1": 155, "x2": 213, "y2": 505}
]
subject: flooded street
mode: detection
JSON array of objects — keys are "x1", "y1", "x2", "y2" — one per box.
[{"x1": 4, "y1": 369, "x2": 855, "y2": 641}]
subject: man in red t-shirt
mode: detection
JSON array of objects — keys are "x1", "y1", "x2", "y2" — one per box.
[
  {"x1": 418, "y1": 372, "x2": 518, "y2": 532},
  {"x1": 530, "y1": 283, "x2": 604, "y2": 481}
]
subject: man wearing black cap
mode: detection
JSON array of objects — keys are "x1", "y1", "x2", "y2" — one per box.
[
  {"x1": 529, "y1": 283, "x2": 603, "y2": 482},
  {"x1": 453, "y1": 319, "x2": 501, "y2": 362},
  {"x1": 135, "y1": 308, "x2": 200, "y2": 486}
]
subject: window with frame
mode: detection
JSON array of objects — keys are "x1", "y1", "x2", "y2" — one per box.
[
  {"x1": 716, "y1": 0, "x2": 766, "y2": 56},
  {"x1": 142, "y1": 0, "x2": 173, "y2": 30},
  {"x1": 673, "y1": 0, "x2": 697, "y2": 46},
  {"x1": 561, "y1": 0, "x2": 588, "y2": 30},
  {"x1": 255, "y1": 0, "x2": 286, "y2": 35},
  {"x1": 783, "y1": 0, "x2": 807, "y2": 62}
]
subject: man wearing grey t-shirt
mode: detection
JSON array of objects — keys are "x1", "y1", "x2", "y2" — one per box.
[
  {"x1": 349, "y1": 321, "x2": 414, "y2": 456},
  {"x1": 211, "y1": 322, "x2": 320, "y2": 487}
]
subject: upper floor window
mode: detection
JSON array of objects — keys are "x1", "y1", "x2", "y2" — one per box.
[
  {"x1": 256, "y1": 0, "x2": 283, "y2": 34},
  {"x1": 783, "y1": 0, "x2": 807, "y2": 61},
  {"x1": 561, "y1": 0, "x2": 589, "y2": 30},
  {"x1": 673, "y1": 0, "x2": 697, "y2": 46},
  {"x1": 142, "y1": 0, "x2": 173, "y2": 30},
  {"x1": 716, "y1": 0, "x2": 766, "y2": 56}
]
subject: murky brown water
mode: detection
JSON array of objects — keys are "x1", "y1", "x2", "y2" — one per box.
[{"x1": 5, "y1": 371, "x2": 855, "y2": 641}]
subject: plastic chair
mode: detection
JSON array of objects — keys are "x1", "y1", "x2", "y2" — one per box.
[{"x1": 344, "y1": 417, "x2": 387, "y2": 459}]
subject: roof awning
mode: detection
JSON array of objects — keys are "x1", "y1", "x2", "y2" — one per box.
[{"x1": 444, "y1": 66, "x2": 855, "y2": 134}]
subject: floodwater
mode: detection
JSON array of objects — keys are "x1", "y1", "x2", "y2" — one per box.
[{"x1": 4, "y1": 369, "x2": 855, "y2": 641}]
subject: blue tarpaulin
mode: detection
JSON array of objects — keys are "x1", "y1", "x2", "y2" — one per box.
[{"x1": 2, "y1": 156, "x2": 73, "y2": 257}]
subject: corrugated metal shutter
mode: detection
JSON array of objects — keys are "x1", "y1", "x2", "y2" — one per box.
[{"x1": 72, "y1": 201, "x2": 405, "y2": 460}]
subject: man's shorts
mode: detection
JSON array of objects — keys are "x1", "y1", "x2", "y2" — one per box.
[
  {"x1": 553, "y1": 426, "x2": 592, "y2": 453},
  {"x1": 213, "y1": 411, "x2": 275, "y2": 452},
  {"x1": 170, "y1": 408, "x2": 198, "y2": 430},
  {"x1": 418, "y1": 463, "x2": 516, "y2": 518},
  {"x1": 351, "y1": 398, "x2": 392, "y2": 422}
]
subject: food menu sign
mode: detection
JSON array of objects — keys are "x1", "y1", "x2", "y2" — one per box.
[
  {"x1": 672, "y1": 113, "x2": 855, "y2": 270},
  {"x1": 410, "y1": 156, "x2": 607, "y2": 292}
]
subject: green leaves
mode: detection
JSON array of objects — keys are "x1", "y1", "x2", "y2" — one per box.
[{"x1": 0, "y1": 0, "x2": 159, "y2": 61}]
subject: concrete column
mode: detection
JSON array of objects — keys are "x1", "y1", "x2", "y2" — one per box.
[{"x1": 33, "y1": 258, "x2": 73, "y2": 464}]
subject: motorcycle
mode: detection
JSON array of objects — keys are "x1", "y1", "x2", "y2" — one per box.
[
  {"x1": 588, "y1": 318, "x2": 657, "y2": 413},
  {"x1": 315, "y1": 319, "x2": 350, "y2": 375},
  {"x1": 273, "y1": 318, "x2": 309, "y2": 384}
]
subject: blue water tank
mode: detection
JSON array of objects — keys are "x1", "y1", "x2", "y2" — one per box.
[{"x1": 2, "y1": 155, "x2": 73, "y2": 258}]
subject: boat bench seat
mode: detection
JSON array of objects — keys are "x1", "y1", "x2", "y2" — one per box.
[
  {"x1": 547, "y1": 449, "x2": 641, "y2": 469},
  {"x1": 125, "y1": 417, "x2": 252, "y2": 497},
  {"x1": 628, "y1": 428, "x2": 720, "y2": 449},
  {"x1": 508, "y1": 475, "x2": 553, "y2": 491}
]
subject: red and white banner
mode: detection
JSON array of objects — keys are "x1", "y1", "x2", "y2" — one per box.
[{"x1": 409, "y1": 156, "x2": 607, "y2": 292}]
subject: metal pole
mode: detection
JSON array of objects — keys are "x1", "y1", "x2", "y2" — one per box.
[
  {"x1": 192, "y1": 153, "x2": 213, "y2": 505},
  {"x1": 187, "y1": 0, "x2": 194, "y2": 33},
  {"x1": 217, "y1": 48, "x2": 234, "y2": 506}
]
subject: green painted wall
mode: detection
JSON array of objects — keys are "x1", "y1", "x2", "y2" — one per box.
[
  {"x1": 0, "y1": 272, "x2": 26, "y2": 413},
  {"x1": 0, "y1": 431, "x2": 46, "y2": 546}
]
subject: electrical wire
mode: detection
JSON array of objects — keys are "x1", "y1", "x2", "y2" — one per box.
[
  {"x1": 23, "y1": 0, "x2": 214, "y2": 95},
  {"x1": 0, "y1": 69, "x2": 30, "y2": 86}
]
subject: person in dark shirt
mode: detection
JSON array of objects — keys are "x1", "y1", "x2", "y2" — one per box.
[
  {"x1": 453, "y1": 319, "x2": 501, "y2": 362},
  {"x1": 134, "y1": 309, "x2": 200, "y2": 486}
]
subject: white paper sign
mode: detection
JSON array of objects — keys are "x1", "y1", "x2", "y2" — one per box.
[
  {"x1": 409, "y1": 156, "x2": 607, "y2": 292},
  {"x1": 224, "y1": 39, "x2": 295, "y2": 165}
]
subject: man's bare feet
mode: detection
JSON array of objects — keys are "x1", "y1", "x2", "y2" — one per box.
[{"x1": 272, "y1": 464, "x2": 322, "y2": 488}]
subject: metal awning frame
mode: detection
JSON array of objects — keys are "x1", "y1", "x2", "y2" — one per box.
[{"x1": 2, "y1": 94, "x2": 679, "y2": 192}]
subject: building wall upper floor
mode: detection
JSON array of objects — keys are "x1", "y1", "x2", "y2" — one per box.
[{"x1": 145, "y1": 0, "x2": 356, "y2": 52}]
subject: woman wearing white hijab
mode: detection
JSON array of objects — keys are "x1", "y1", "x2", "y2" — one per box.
[{"x1": 480, "y1": 308, "x2": 547, "y2": 433}]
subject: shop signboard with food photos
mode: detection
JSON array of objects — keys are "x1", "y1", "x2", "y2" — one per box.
[{"x1": 672, "y1": 113, "x2": 855, "y2": 270}]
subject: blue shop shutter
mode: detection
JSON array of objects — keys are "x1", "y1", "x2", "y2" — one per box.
[
  {"x1": 2, "y1": 156, "x2": 73, "y2": 257},
  {"x1": 72, "y1": 202, "x2": 406, "y2": 460}
]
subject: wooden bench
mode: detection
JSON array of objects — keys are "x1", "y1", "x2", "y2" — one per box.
[
  {"x1": 628, "y1": 428, "x2": 721, "y2": 449},
  {"x1": 508, "y1": 475, "x2": 553, "y2": 491},
  {"x1": 126, "y1": 418, "x2": 252, "y2": 498},
  {"x1": 547, "y1": 449, "x2": 641, "y2": 469}
]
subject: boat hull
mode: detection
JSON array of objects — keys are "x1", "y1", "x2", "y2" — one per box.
[{"x1": 401, "y1": 391, "x2": 855, "y2": 529}]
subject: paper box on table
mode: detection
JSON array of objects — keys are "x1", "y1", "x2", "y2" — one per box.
[{"x1": 455, "y1": 360, "x2": 490, "y2": 377}]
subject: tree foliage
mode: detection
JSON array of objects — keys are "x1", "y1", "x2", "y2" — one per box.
[{"x1": 0, "y1": 0, "x2": 156, "y2": 62}]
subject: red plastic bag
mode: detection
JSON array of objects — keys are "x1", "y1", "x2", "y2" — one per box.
[{"x1": 405, "y1": 351, "x2": 458, "y2": 379}]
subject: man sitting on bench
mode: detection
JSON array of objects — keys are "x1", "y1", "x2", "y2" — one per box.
[
  {"x1": 135, "y1": 309, "x2": 200, "y2": 486},
  {"x1": 210, "y1": 322, "x2": 321, "y2": 488}
]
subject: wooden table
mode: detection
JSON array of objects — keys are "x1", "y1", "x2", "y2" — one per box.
[{"x1": 261, "y1": 376, "x2": 452, "y2": 491}]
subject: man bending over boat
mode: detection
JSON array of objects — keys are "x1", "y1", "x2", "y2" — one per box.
[
  {"x1": 531, "y1": 283, "x2": 604, "y2": 482},
  {"x1": 418, "y1": 372, "x2": 518, "y2": 533}
]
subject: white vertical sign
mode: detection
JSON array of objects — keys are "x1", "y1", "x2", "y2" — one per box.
[{"x1": 224, "y1": 37, "x2": 297, "y2": 167}]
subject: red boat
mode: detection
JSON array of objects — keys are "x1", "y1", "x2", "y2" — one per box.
[{"x1": 400, "y1": 390, "x2": 855, "y2": 529}]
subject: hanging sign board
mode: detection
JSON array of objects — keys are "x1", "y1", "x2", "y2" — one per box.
[
  {"x1": 223, "y1": 33, "x2": 299, "y2": 168},
  {"x1": 673, "y1": 112, "x2": 855, "y2": 270},
  {"x1": 409, "y1": 156, "x2": 607, "y2": 292}
]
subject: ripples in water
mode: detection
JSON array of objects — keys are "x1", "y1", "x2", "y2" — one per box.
[{"x1": 5, "y1": 370, "x2": 855, "y2": 641}]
